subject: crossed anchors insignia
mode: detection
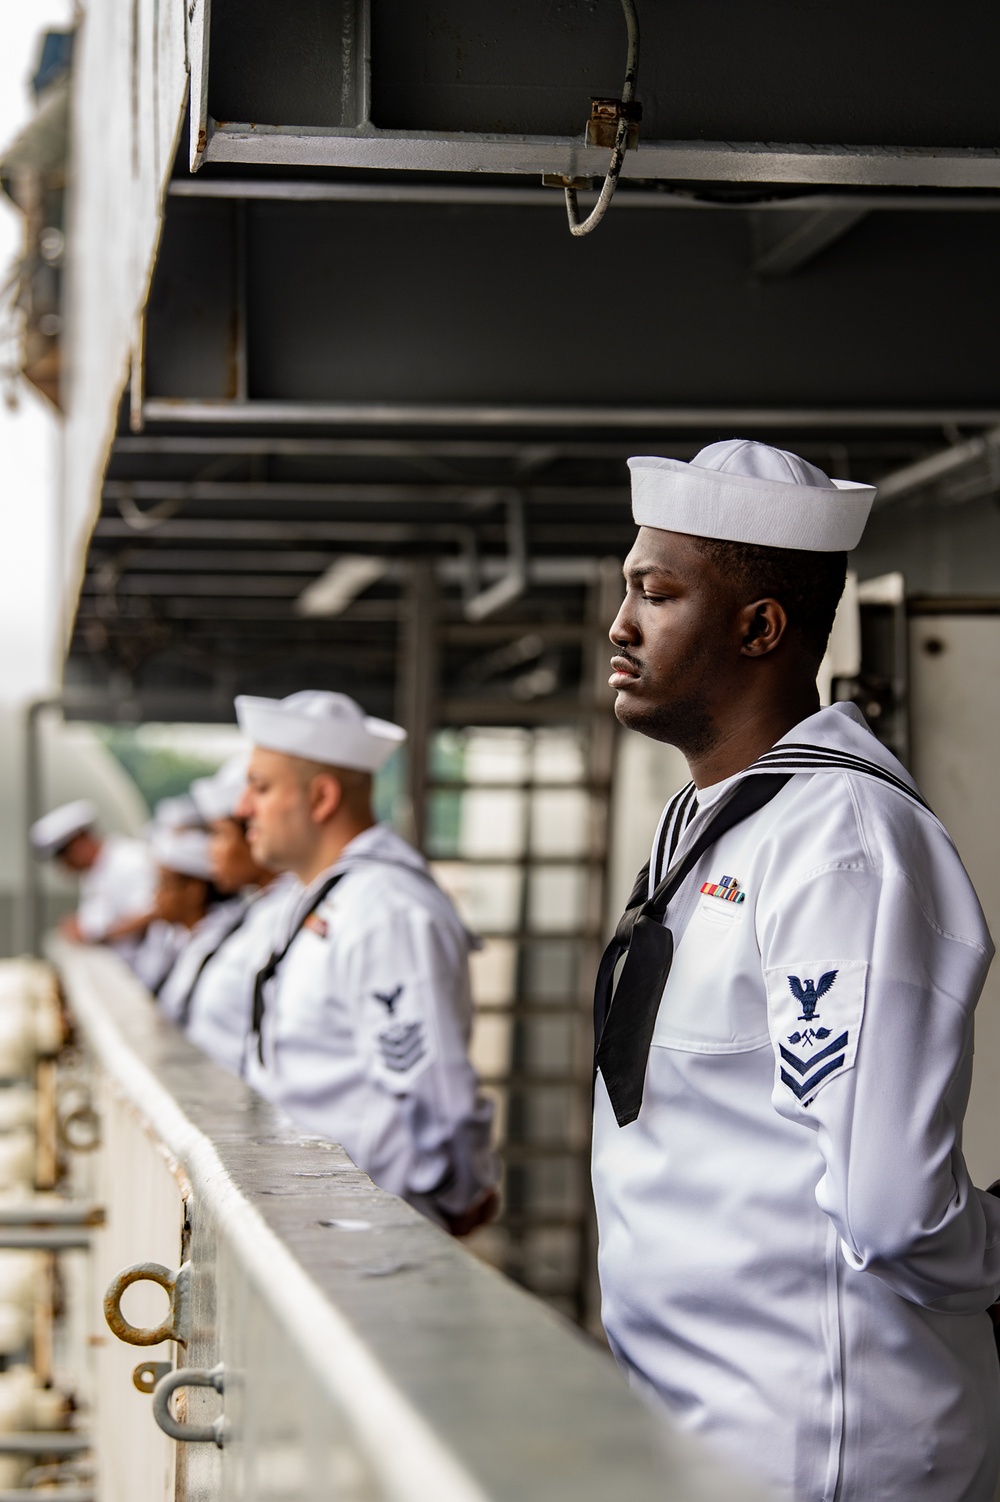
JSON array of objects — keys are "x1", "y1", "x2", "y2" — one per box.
[{"x1": 786, "y1": 970, "x2": 838, "y2": 1046}]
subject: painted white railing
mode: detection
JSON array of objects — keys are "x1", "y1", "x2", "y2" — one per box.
[{"x1": 51, "y1": 939, "x2": 761, "y2": 1502}]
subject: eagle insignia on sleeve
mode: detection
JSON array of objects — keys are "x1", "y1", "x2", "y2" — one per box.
[
  {"x1": 765, "y1": 962, "x2": 867, "y2": 1107},
  {"x1": 787, "y1": 970, "x2": 838, "y2": 1021},
  {"x1": 373, "y1": 984, "x2": 403, "y2": 1013}
]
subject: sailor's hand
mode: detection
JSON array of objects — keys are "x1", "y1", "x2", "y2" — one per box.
[
  {"x1": 58, "y1": 914, "x2": 85, "y2": 943},
  {"x1": 443, "y1": 1187, "x2": 500, "y2": 1239}
]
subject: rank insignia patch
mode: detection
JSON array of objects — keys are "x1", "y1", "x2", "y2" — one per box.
[
  {"x1": 764, "y1": 960, "x2": 867, "y2": 1106},
  {"x1": 377, "y1": 1020, "x2": 426, "y2": 1074},
  {"x1": 373, "y1": 984, "x2": 403, "y2": 1013}
]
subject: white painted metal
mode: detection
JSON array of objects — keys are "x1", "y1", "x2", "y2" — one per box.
[
  {"x1": 908, "y1": 614, "x2": 1000, "y2": 1188},
  {"x1": 60, "y1": 0, "x2": 189, "y2": 635},
  {"x1": 85, "y1": 1080, "x2": 183, "y2": 1502},
  {"x1": 186, "y1": 0, "x2": 212, "y2": 171},
  {"x1": 199, "y1": 128, "x2": 1000, "y2": 188},
  {"x1": 51, "y1": 939, "x2": 765, "y2": 1502}
]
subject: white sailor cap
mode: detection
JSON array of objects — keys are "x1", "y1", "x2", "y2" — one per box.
[
  {"x1": 29, "y1": 799, "x2": 98, "y2": 858},
  {"x1": 190, "y1": 753, "x2": 250, "y2": 823},
  {"x1": 149, "y1": 826, "x2": 215, "y2": 881},
  {"x1": 235, "y1": 690, "x2": 406, "y2": 773},
  {"x1": 150, "y1": 793, "x2": 202, "y2": 832},
  {"x1": 628, "y1": 439, "x2": 876, "y2": 552}
]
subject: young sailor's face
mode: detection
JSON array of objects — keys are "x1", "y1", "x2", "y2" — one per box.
[
  {"x1": 209, "y1": 817, "x2": 268, "y2": 891},
  {"x1": 609, "y1": 527, "x2": 738, "y2": 752},
  {"x1": 238, "y1": 750, "x2": 313, "y2": 873},
  {"x1": 154, "y1": 868, "x2": 208, "y2": 927}
]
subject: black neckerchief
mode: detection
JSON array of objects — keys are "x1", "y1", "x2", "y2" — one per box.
[
  {"x1": 176, "y1": 901, "x2": 252, "y2": 1028},
  {"x1": 250, "y1": 872, "x2": 347, "y2": 1064},
  {"x1": 594, "y1": 773, "x2": 792, "y2": 1127}
]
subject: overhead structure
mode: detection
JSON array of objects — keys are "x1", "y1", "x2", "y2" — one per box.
[{"x1": 8, "y1": 0, "x2": 998, "y2": 1318}]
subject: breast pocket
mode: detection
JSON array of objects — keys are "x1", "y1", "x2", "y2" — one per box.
[{"x1": 650, "y1": 896, "x2": 770, "y2": 1054}]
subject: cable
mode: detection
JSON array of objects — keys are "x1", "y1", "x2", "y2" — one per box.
[{"x1": 564, "y1": 0, "x2": 640, "y2": 237}]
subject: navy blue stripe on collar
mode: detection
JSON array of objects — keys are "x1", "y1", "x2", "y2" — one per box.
[{"x1": 750, "y1": 745, "x2": 929, "y2": 810}]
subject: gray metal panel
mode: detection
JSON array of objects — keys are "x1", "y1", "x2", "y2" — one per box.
[
  {"x1": 144, "y1": 200, "x2": 238, "y2": 400},
  {"x1": 367, "y1": 0, "x2": 1000, "y2": 148},
  {"x1": 142, "y1": 200, "x2": 1000, "y2": 408},
  {"x1": 198, "y1": 0, "x2": 1000, "y2": 151},
  {"x1": 208, "y1": 0, "x2": 367, "y2": 129}
]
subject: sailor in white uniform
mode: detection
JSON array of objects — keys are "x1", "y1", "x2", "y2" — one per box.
[
  {"x1": 158, "y1": 754, "x2": 294, "y2": 1075},
  {"x1": 29, "y1": 799, "x2": 156, "y2": 963},
  {"x1": 234, "y1": 690, "x2": 498, "y2": 1234},
  {"x1": 133, "y1": 826, "x2": 235, "y2": 996},
  {"x1": 593, "y1": 440, "x2": 1000, "y2": 1502}
]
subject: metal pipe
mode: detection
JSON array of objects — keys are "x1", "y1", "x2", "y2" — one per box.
[
  {"x1": 0, "y1": 1230, "x2": 92, "y2": 1251},
  {"x1": 21, "y1": 698, "x2": 61, "y2": 957},
  {"x1": 0, "y1": 1437, "x2": 90, "y2": 1456},
  {"x1": 167, "y1": 179, "x2": 1000, "y2": 212},
  {"x1": 874, "y1": 425, "x2": 1000, "y2": 503},
  {"x1": 0, "y1": 1491, "x2": 94, "y2": 1502},
  {"x1": 0, "y1": 1204, "x2": 102, "y2": 1227}
]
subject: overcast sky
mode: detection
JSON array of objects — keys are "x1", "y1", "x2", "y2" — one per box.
[{"x1": 0, "y1": 0, "x2": 74, "y2": 705}]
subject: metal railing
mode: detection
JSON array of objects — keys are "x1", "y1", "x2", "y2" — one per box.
[{"x1": 49, "y1": 938, "x2": 760, "y2": 1502}]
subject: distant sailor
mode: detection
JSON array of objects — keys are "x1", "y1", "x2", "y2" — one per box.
[
  {"x1": 235, "y1": 690, "x2": 498, "y2": 1234},
  {"x1": 133, "y1": 826, "x2": 233, "y2": 996},
  {"x1": 158, "y1": 753, "x2": 294, "y2": 1075},
  {"x1": 592, "y1": 440, "x2": 1000, "y2": 1502},
  {"x1": 29, "y1": 799, "x2": 156, "y2": 963}
]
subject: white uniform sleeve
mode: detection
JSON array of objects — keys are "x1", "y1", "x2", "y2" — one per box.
[
  {"x1": 761, "y1": 860, "x2": 1000, "y2": 1313},
  {"x1": 337, "y1": 901, "x2": 492, "y2": 1204},
  {"x1": 76, "y1": 886, "x2": 116, "y2": 943},
  {"x1": 77, "y1": 840, "x2": 156, "y2": 942}
]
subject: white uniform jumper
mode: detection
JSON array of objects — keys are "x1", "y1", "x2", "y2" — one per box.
[
  {"x1": 156, "y1": 898, "x2": 249, "y2": 1027},
  {"x1": 77, "y1": 834, "x2": 157, "y2": 962},
  {"x1": 245, "y1": 823, "x2": 495, "y2": 1213},
  {"x1": 182, "y1": 876, "x2": 295, "y2": 1076},
  {"x1": 593, "y1": 703, "x2": 1000, "y2": 1502}
]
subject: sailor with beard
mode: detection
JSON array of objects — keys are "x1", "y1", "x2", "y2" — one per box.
[{"x1": 592, "y1": 440, "x2": 1000, "y2": 1502}]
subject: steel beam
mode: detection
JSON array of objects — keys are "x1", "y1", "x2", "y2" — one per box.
[
  {"x1": 199, "y1": 128, "x2": 1000, "y2": 189},
  {"x1": 109, "y1": 436, "x2": 931, "y2": 460},
  {"x1": 141, "y1": 401, "x2": 1000, "y2": 430},
  {"x1": 874, "y1": 425, "x2": 1000, "y2": 504},
  {"x1": 101, "y1": 480, "x2": 628, "y2": 506}
]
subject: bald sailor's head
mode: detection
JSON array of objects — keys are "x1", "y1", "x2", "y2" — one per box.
[
  {"x1": 233, "y1": 692, "x2": 406, "y2": 883},
  {"x1": 610, "y1": 440, "x2": 875, "y2": 764}
]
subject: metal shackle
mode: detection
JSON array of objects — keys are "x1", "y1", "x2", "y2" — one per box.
[
  {"x1": 152, "y1": 1363, "x2": 225, "y2": 1447},
  {"x1": 103, "y1": 1261, "x2": 190, "y2": 1347}
]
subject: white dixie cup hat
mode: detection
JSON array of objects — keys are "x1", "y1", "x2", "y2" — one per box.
[
  {"x1": 234, "y1": 690, "x2": 407, "y2": 773},
  {"x1": 28, "y1": 800, "x2": 98, "y2": 859},
  {"x1": 149, "y1": 827, "x2": 216, "y2": 882},
  {"x1": 190, "y1": 752, "x2": 251, "y2": 823},
  {"x1": 628, "y1": 438, "x2": 877, "y2": 552}
]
